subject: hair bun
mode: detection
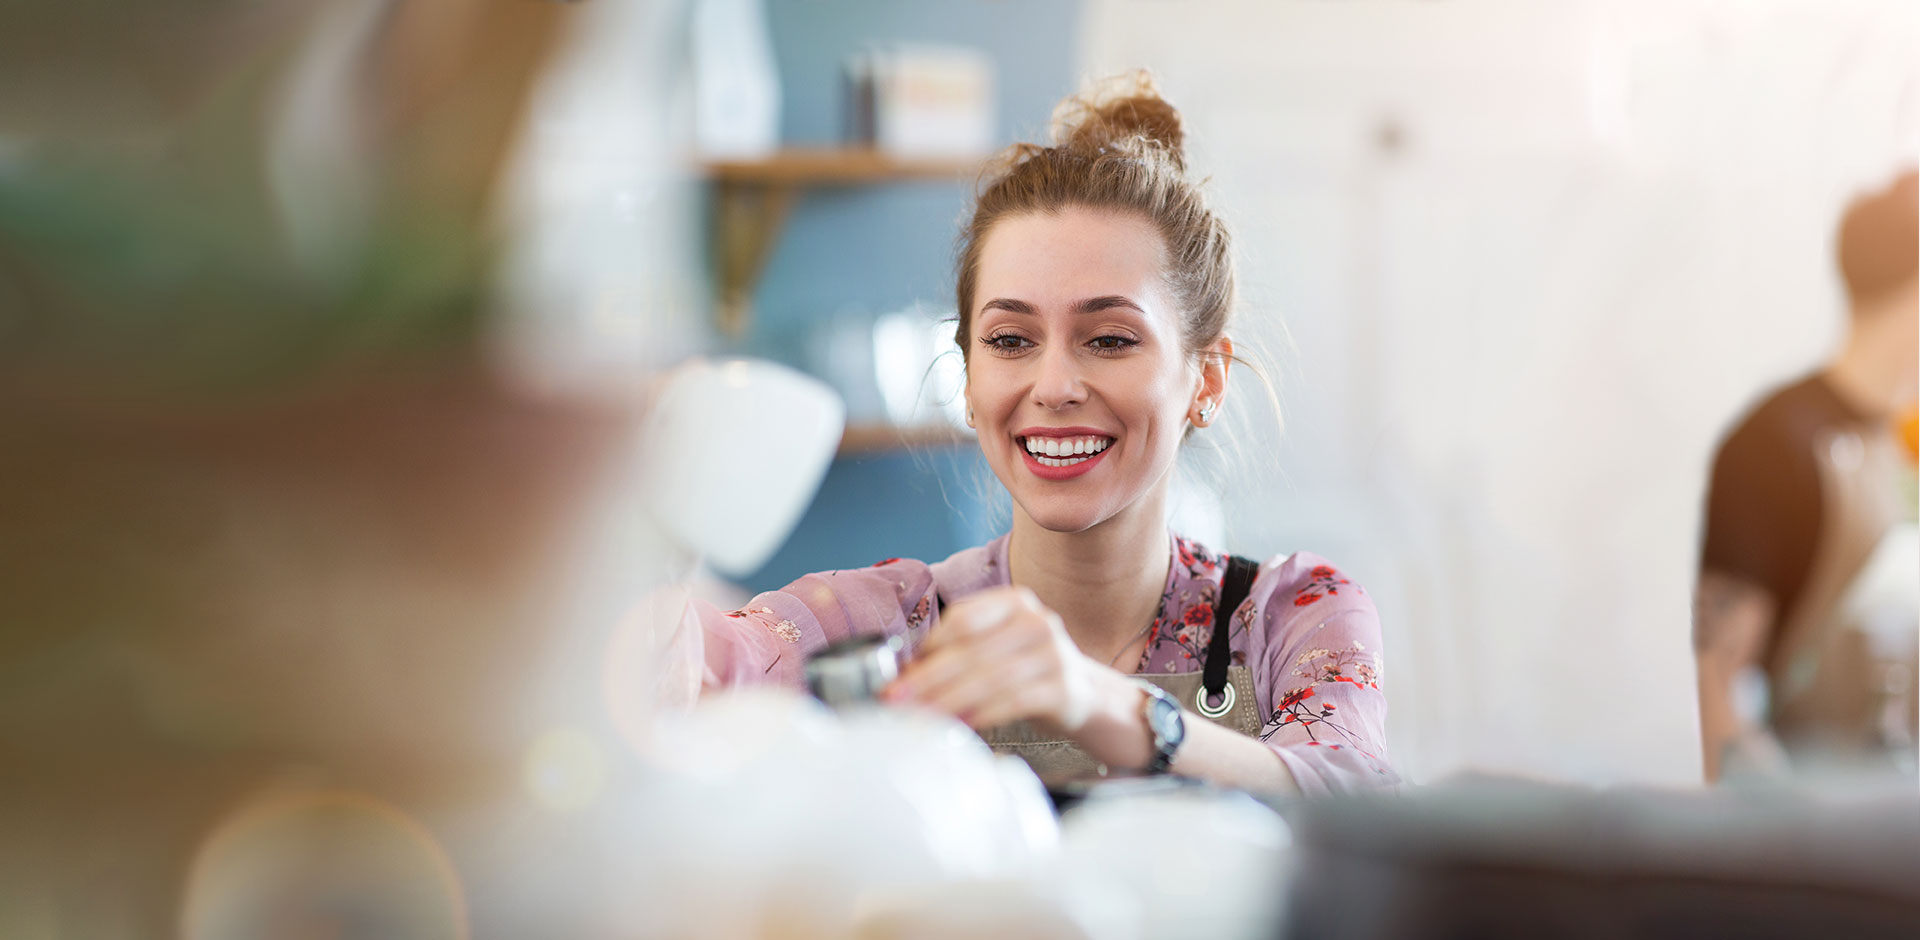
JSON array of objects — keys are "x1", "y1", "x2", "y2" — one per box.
[{"x1": 1052, "y1": 70, "x2": 1187, "y2": 171}]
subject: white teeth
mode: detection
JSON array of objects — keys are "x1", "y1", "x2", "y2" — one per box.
[{"x1": 1022, "y1": 434, "x2": 1114, "y2": 464}]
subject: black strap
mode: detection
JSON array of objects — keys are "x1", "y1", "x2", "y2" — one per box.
[{"x1": 1205, "y1": 555, "x2": 1259, "y2": 701}]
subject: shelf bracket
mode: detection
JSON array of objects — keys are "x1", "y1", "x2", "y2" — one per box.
[{"x1": 713, "y1": 179, "x2": 799, "y2": 337}]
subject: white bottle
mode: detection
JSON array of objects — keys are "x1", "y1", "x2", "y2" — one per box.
[{"x1": 692, "y1": 0, "x2": 782, "y2": 159}]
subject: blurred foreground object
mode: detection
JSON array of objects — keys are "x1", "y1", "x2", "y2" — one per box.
[
  {"x1": 0, "y1": 0, "x2": 711, "y2": 936},
  {"x1": 628, "y1": 688, "x2": 1294, "y2": 940},
  {"x1": 0, "y1": 0, "x2": 569, "y2": 401},
  {"x1": 1284, "y1": 778, "x2": 1920, "y2": 939}
]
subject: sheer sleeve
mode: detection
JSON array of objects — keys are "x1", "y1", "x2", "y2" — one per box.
[
  {"x1": 680, "y1": 559, "x2": 937, "y2": 693},
  {"x1": 1246, "y1": 554, "x2": 1398, "y2": 794}
]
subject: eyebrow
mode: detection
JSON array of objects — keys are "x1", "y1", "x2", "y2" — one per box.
[{"x1": 979, "y1": 295, "x2": 1147, "y2": 316}]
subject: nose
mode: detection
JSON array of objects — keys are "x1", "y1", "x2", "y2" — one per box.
[{"x1": 1030, "y1": 343, "x2": 1085, "y2": 411}]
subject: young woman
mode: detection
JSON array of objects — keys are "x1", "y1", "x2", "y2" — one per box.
[{"x1": 689, "y1": 74, "x2": 1394, "y2": 795}]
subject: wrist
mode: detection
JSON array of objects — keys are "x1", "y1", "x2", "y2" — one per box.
[{"x1": 1071, "y1": 668, "x2": 1157, "y2": 770}]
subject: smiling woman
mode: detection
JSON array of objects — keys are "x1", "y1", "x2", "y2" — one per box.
[{"x1": 680, "y1": 72, "x2": 1396, "y2": 796}]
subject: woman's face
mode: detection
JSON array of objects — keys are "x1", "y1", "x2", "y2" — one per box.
[{"x1": 965, "y1": 206, "x2": 1208, "y2": 534}]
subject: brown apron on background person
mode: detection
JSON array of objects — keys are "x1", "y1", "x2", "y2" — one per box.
[
  {"x1": 959, "y1": 556, "x2": 1267, "y2": 779},
  {"x1": 1767, "y1": 425, "x2": 1919, "y2": 763}
]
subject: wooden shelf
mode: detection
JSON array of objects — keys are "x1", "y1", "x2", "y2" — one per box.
[
  {"x1": 705, "y1": 148, "x2": 987, "y2": 337},
  {"x1": 707, "y1": 148, "x2": 984, "y2": 184},
  {"x1": 837, "y1": 423, "x2": 974, "y2": 457}
]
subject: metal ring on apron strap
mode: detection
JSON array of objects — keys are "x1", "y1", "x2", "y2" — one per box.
[{"x1": 1194, "y1": 682, "x2": 1235, "y2": 719}]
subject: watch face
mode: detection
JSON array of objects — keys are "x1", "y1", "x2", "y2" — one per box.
[{"x1": 1148, "y1": 692, "x2": 1184, "y2": 748}]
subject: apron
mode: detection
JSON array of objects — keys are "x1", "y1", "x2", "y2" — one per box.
[{"x1": 946, "y1": 555, "x2": 1267, "y2": 780}]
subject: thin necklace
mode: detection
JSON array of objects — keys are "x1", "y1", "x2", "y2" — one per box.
[{"x1": 1105, "y1": 620, "x2": 1156, "y2": 670}]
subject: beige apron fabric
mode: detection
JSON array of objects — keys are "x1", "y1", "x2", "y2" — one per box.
[
  {"x1": 979, "y1": 665, "x2": 1262, "y2": 779},
  {"x1": 1767, "y1": 426, "x2": 1917, "y2": 758}
]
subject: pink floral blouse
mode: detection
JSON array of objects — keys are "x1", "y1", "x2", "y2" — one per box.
[{"x1": 690, "y1": 533, "x2": 1397, "y2": 795}]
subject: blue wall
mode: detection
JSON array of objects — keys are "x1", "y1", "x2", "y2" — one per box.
[{"x1": 730, "y1": 0, "x2": 1081, "y2": 591}]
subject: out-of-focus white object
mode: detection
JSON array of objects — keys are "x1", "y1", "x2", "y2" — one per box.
[
  {"x1": 1837, "y1": 523, "x2": 1919, "y2": 656},
  {"x1": 1835, "y1": 523, "x2": 1919, "y2": 757},
  {"x1": 872, "y1": 304, "x2": 968, "y2": 430},
  {"x1": 1058, "y1": 789, "x2": 1294, "y2": 940},
  {"x1": 692, "y1": 0, "x2": 780, "y2": 159},
  {"x1": 847, "y1": 44, "x2": 995, "y2": 159},
  {"x1": 638, "y1": 358, "x2": 843, "y2": 576},
  {"x1": 850, "y1": 879, "x2": 1093, "y2": 940},
  {"x1": 624, "y1": 690, "x2": 1065, "y2": 938},
  {"x1": 490, "y1": 0, "x2": 706, "y2": 395}
]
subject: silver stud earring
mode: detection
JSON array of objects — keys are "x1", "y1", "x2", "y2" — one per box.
[{"x1": 1197, "y1": 403, "x2": 1215, "y2": 424}]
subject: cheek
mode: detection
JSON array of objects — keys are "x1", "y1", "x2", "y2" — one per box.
[{"x1": 1123, "y1": 364, "x2": 1196, "y2": 428}]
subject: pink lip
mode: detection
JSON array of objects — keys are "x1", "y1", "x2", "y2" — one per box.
[{"x1": 1018, "y1": 440, "x2": 1112, "y2": 481}]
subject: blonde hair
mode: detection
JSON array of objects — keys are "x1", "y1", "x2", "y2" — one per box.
[
  {"x1": 953, "y1": 71, "x2": 1279, "y2": 456},
  {"x1": 955, "y1": 71, "x2": 1237, "y2": 362}
]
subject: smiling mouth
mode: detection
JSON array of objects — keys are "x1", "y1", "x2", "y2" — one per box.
[{"x1": 1020, "y1": 434, "x2": 1115, "y2": 468}]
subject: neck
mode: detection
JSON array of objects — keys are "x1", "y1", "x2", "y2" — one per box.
[
  {"x1": 1826, "y1": 295, "x2": 1919, "y2": 419},
  {"x1": 1007, "y1": 485, "x2": 1173, "y2": 666}
]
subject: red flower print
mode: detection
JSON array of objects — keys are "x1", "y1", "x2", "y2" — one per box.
[
  {"x1": 1173, "y1": 537, "x2": 1219, "y2": 575},
  {"x1": 1294, "y1": 565, "x2": 1353, "y2": 608},
  {"x1": 1183, "y1": 604, "x2": 1213, "y2": 627},
  {"x1": 1262, "y1": 642, "x2": 1385, "y2": 755},
  {"x1": 870, "y1": 557, "x2": 902, "y2": 567}
]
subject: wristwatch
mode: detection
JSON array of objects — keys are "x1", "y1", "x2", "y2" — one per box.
[{"x1": 1136, "y1": 680, "x2": 1186, "y2": 774}]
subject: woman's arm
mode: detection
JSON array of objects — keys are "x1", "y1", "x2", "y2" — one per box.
[
  {"x1": 1071, "y1": 668, "x2": 1298, "y2": 792},
  {"x1": 1250, "y1": 566, "x2": 1397, "y2": 793},
  {"x1": 669, "y1": 560, "x2": 937, "y2": 698}
]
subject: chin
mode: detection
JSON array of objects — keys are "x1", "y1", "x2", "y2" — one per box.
[{"x1": 1012, "y1": 495, "x2": 1113, "y2": 534}]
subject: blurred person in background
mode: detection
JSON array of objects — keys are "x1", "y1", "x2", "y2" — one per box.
[
  {"x1": 1694, "y1": 167, "x2": 1920, "y2": 783},
  {"x1": 680, "y1": 73, "x2": 1397, "y2": 796}
]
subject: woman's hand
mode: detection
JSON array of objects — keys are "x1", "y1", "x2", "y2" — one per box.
[{"x1": 880, "y1": 586, "x2": 1101, "y2": 736}]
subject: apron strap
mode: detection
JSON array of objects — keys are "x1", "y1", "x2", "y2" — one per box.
[{"x1": 1205, "y1": 555, "x2": 1260, "y2": 700}]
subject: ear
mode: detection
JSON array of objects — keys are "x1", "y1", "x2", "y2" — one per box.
[{"x1": 1192, "y1": 336, "x2": 1233, "y2": 426}]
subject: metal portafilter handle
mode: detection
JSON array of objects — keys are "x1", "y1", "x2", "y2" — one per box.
[{"x1": 805, "y1": 633, "x2": 906, "y2": 707}]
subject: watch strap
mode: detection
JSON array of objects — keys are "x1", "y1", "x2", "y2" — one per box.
[{"x1": 1137, "y1": 680, "x2": 1182, "y2": 774}]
